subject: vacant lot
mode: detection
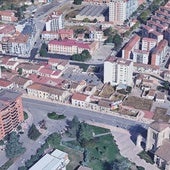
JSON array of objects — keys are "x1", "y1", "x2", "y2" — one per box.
[
  {"x1": 123, "y1": 96, "x2": 153, "y2": 111},
  {"x1": 153, "y1": 107, "x2": 170, "y2": 122}
]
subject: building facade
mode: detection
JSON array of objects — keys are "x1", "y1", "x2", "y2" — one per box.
[
  {"x1": 48, "y1": 39, "x2": 98, "y2": 55},
  {"x1": 46, "y1": 11, "x2": 64, "y2": 32},
  {"x1": 0, "y1": 90, "x2": 24, "y2": 140},
  {"x1": 104, "y1": 56, "x2": 133, "y2": 86}
]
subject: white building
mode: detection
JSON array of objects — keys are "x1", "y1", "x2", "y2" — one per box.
[
  {"x1": 46, "y1": 11, "x2": 64, "y2": 32},
  {"x1": 109, "y1": 0, "x2": 138, "y2": 25},
  {"x1": 109, "y1": 0, "x2": 126, "y2": 25},
  {"x1": 104, "y1": 56, "x2": 133, "y2": 86},
  {"x1": 29, "y1": 149, "x2": 70, "y2": 170}
]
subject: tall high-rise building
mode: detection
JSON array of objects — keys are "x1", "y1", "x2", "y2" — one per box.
[
  {"x1": 0, "y1": 90, "x2": 24, "y2": 140},
  {"x1": 109, "y1": 0, "x2": 126, "y2": 25},
  {"x1": 109, "y1": 0, "x2": 138, "y2": 25},
  {"x1": 104, "y1": 56, "x2": 133, "y2": 86},
  {"x1": 46, "y1": 11, "x2": 64, "y2": 32}
]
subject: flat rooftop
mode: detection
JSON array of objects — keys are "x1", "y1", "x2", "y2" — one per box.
[
  {"x1": 78, "y1": 5, "x2": 108, "y2": 17},
  {"x1": 0, "y1": 90, "x2": 22, "y2": 110}
]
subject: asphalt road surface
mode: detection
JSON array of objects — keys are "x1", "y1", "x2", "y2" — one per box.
[{"x1": 22, "y1": 97, "x2": 149, "y2": 130}]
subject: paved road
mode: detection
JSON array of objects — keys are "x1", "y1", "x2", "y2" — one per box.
[{"x1": 22, "y1": 97, "x2": 149, "y2": 130}]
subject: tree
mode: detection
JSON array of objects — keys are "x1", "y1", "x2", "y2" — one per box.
[
  {"x1": 17, "y1": 68, "x2": 22, "y2": 75},
  {"x1": 77, "y1": 122, "x2": 93, "y2": 147},
  {"x1": 46, "y1": 133, "x2": 61, "y2": 148},
  {"x1": 93, "y1": 18, "x2": 97, "y2": 23},
  {"x1": 28, "y1": 124, "x2": 41, "y2": 140},
  {"x1": 73, "y1": 0, "x2": 82, "y2": 5},
  {"x1": 82, "y1": 18, "x2": 90, "y2": 22},
  {"x1": 112, "y1": 34, "x2": 123, "y2": 50},
  {"x1": 5, "y1": 132, "x2": 25, "y2": 158},
  {"x1": 39, "y1": 43, "x2": 48, "y2": 57},
  {"x1": 71, "y1": 50, "x2": 92, "y2": 62},
  {"x1": 67, "y1": 115, "x2": 80, "y2": 137},
  {"x1": 103, "y1": 27, "x2": 112, "y2": 36}
]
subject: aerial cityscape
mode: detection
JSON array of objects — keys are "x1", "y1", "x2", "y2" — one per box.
[{"x1": 0, "y1": 0, "x2": 169, "y2": 169}]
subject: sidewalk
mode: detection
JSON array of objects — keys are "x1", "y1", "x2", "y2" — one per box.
[{"x1": 87, "y1": 122, "x2": 159, "y2": 170}]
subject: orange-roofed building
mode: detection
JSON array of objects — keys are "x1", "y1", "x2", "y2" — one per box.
[
  {"x1": 0, "y1": 10, "x2": 18, "y2": 22},
  {"x1": 122, "y1": 34, "x2": 140, "y2": 60},
  {"x1": 0, "y1": 90, "x2": 24, "y2": 140},
  {"x1": 71, "y1": 93, "x2": 90, "y2": 107},
  {"x1": 151, "y1": 39, "x2": 168, "y2": 66}
]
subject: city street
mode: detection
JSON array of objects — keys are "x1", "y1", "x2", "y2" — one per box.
[{"x1": 22, "y1": 97, "x2": 149, "y2": 130}]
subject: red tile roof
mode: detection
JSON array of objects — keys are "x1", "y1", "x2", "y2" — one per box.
[
  {"x1": 0, "y1": 78, "x2": 12, "y2": 87},
  {"x1": 49, "y1": 39, "x2": 90, "y2": 49},
  {"x1": 123, "y1": 34, "x2": 140, "y2": 51},
  {"x1": 72, "y1": 93, "x2": 88, "y2": 101}
]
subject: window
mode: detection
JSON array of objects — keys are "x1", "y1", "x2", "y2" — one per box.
[{"x1": 153, "y1": 132, "x2": 157, "y2": 140}]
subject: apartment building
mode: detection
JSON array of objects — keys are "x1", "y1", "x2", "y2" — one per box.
[
  {"x1": 146, "y1": 121, "x2": 170, "y2": 170},
  {"x1": 109, "y1": 0, "x2": 138, "y2": 25},
  {"x1": 45, "y1": 11, "x2": 64, "y2": 32},
  {"x1": 0, "y1": 78, "x2": 14, "y2": 90},
  {"x1": 122, "y1": 34, "x2": 140, "y2": 59},
  {"x1": 1, "y1": 34, "x2": 31, "y2": 55},
  {"x1": 41, "y1": 29, "x2": 74, "y2": 41},
  {"x1": 151, "y1": 39, "x2": 168, "y2": 66},
  {"x1": 133, "y1": 49, "x2": 149, "y2": 64},
  {"x1": 109, "y1": 0, "x2": 126, "y2": 25},
  {"x1": 141, "y1": 38, "x2": 157, "y2": 51},
  {"x1": 142, "y1": 1, "x2": 170, "y2": 45},
  {"x1": 0, "y1": 10, "x2": 18, "y2": 22},
  {"x1": 0, "y1": 90, "x2": 24, "y2": 140},
  {"x1": 104, "y1": 56, "x2": 133, "y2": 86},
  {"x1": 48, "y1": 39, "x2": 98, "y2": 55}
]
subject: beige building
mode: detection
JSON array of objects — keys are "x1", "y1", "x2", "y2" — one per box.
[
  {"x1": 48, "y1": 39, "x2": 98, "y2": 55},
  {"x1": 146, "y1": 121, "x2": 170, "y2": 170},
  {"x1": 27, "y1": 83, "x2": 70, "y2": 102}
]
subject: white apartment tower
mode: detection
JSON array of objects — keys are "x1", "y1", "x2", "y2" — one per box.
[
  {"x1": 104, "y1": 56, "x2": 133, "y2": 86},
  {"x1": 109, "y1": 0, "x2": 126, "y2": 25},
  {"x1": 109, "y1": 0, "x2": 138, "y2": 25},
  {"x1": 46, "y1": 11, "x2": 64, "y2": 31}
]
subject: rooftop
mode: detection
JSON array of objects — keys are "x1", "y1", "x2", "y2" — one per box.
[
  {"x1": 78, "y1": 5, "x2": 108, "y2": 17},
  {"x1": 105, "y1": 56, "x2": 132, "y2": 66},
  {"x1": 28, "y1": 83, "x2": 65, "y2": 96},
  {"x1": 123, "y1": 34, "x2": 140, "y2": 51},
  {"x1": 150, "y1": 121, "x2": 170, "y2": 132},
  {"x1": 0, "y1": 78, "x2": 13, "y2": 87},
  {"x1": 0, "y1": 89, "x2": 22, "y2": 110},
  {"x1": 155, "y1": 140, "x2": 170, "y2": 162},
  {"x1": 49, "y1": 39, "x2": 91, "y2": 49},
  {"x1": 72, "y1": 93, "x2": 88, "y2": 101}
]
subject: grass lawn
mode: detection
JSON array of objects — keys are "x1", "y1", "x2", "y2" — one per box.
[
  {"x1": 64, "y1": 134, "x2": 138, "y2": 170},
  {"x1": 138, "y1": 151, "x2": 154, "y2": 164},
  {"x1": 89, "y1": 124, "x2": 110, "y2": 135}
]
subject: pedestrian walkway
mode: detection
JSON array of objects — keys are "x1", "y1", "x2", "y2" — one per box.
[{"x1": 87, "y1": 121, "x2": 159, "y2": 170}]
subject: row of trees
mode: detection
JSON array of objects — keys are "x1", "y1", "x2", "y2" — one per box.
[{"x1": 71, "y1": 50, "x2": 92, "y2": 62}]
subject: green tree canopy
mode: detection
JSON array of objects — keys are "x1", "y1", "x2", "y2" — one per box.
[
  {"x1": 5, "y1": 132, "x2": 25, "y2": 158},
  {"x1": 28, "y1": 124, "x2": 41, "y2": 140}
]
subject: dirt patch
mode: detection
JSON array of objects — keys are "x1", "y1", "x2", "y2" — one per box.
[
  {"x1": 153, "y1": 107, "x2": 170, "y2": 122},
  {"x1": 123, "y1": 96, "x2": 153, "y2": 111}
]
